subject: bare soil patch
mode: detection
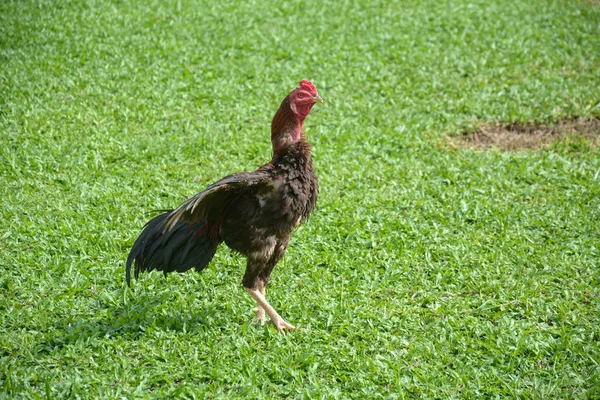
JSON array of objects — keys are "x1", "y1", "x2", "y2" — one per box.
[{"x1": 451, "y1": 117, "x2": 600, "y2": 151}]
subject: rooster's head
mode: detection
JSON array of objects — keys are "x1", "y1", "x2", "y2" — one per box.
[
  {"x1": 271, "y1": 80, "x2": 322, "y2": 151},
  {"x1": 288, "y1": 80, "x2": 323, "y2": 119}
]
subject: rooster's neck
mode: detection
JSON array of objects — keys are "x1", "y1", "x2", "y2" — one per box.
[{"x1": 271, "y1": 95, "x2": 311, "y2": 155}]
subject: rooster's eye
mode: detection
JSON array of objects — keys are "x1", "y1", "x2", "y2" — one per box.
[{"x1": 298, "y1": 93, "x2": 304, "y2": 99}]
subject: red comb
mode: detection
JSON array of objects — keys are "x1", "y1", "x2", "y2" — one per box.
[{"x1": 299, "y1": 80, "x2": 317, "y2": 94}]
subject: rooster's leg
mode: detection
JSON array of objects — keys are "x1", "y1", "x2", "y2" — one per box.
[
  {"x1": 245, "y1": 287, "x2": 295, "y2": 334},
  {"x1": 252, "y1": 285, "x2": 266, "y2": 325}
]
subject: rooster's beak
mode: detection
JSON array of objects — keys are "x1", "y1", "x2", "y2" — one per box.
[{"x1": 313, "y1": 95, "x2": 323, "y2": 103}]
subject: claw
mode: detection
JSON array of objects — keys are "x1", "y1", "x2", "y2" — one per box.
[{"x1": 271, "y1": 318, "x2": 295, "y2": 334}]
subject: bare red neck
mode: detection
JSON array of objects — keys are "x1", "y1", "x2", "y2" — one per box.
[{"x1": 271, "y1": 95, "x2": 308, "y2": 155}]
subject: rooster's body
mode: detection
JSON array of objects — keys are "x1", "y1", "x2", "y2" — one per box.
[{"x1": 126, "y1": 81, "x2": 322, "y2": 333}]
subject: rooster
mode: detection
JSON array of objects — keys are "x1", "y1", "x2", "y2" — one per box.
[{"x1": 126, "y1": 80, "x2": 322, "y2": 334}]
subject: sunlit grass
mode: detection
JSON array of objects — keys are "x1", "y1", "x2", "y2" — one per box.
[{"x1": 1, "y1": 0, "x2": 599, "y2": 397}]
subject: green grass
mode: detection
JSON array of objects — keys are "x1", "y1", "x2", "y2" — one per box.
[{"x1": 2, "y1": 0, "x2": 600, "y2": 397}]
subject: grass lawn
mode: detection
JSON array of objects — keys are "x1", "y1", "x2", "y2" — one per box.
[{"x1": 2, "y1": 0, "x2": 600, "y2": 397}]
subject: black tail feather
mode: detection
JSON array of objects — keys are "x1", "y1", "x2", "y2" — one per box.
[{"x1": 126, "y1": 211, "x2": 220, "y2": 286}]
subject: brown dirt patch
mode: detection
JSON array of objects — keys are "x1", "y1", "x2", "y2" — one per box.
[{"x1": 450, "y1": 117, "x2": 600, "y2": 151}]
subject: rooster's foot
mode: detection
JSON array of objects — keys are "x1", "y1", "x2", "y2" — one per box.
[
  {"x1": 270, "y1": 318, "x2": 295, "y2": 335},
  {"x1": 252, "y1": 306, "x2": 266, "y2": 326}
]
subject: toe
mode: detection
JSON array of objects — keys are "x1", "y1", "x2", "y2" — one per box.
[
  {"x1": 252, "y1": 307, "x2": 266, "y2": 326},
  {"x1": 274, "y1": 319, "x2": 295, "y2": 334}
]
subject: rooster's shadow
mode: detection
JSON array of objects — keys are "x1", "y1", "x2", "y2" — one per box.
[{"x1": 43, "y1": 286, "x2": 220, "y2": 351}]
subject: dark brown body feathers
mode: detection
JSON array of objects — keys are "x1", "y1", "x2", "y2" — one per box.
[{"x1": 126, "y1": 137, "x2": 318, "y2": 290}]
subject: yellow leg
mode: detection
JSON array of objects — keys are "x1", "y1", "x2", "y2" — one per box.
[
  {"x1": 246, "y1": 287, "x2": 295, "y2": 334},
  {"x1": 252, "y1": 285, "x2": 266, "y2": 325}
]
